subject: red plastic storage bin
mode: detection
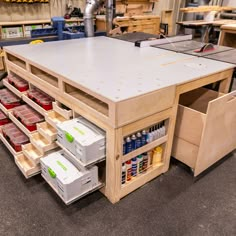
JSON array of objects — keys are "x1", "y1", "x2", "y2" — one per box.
[
  {"x1": 13, "y1": 105, "x2": 44, "y2": 132},
  {"x1": 7, "y1": 74, "x2": 29, "y2": 92},
  {"x1": 0, "y1": 110, "x2": 10, "y2": 126},
  {"x1": 0, "y1": 88, "x2": 21, "y2": 109},
  {"x1": 27, "y1": 88, "x2": 54, "y2": 110},
  {"x1": 2, "y1": 123, "x2": 29, "y2": 152}
]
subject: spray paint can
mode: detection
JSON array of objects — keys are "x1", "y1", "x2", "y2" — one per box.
[
  {"x1": 131, "y1": 134, "x2": 137, "y2": 150},
  {"x1": 141, "y1": 130, "x2": 147, "y2": 146},
  {"x1": 123, "y1": 139, "x2": 126, "y2": 155},
  {"x1": 137, "y1": 155, "x2": 143, "y2": 174},
  {"x1": 131, "y1": 157, "x2": 137, "y2": 177},
  {"x1": 126, "y1": 137, "x2": 132, "y2": 154},
  {"x1": 126, "y1": 160, "x2": 132, "y2": 181},
  {"x1": 135, "y1": 132, "x2": 142, "y2": 149},
  {"x1": 142, "y1": 152, "x2": 148, "y2": 172},
  {"x1": 121, "y1": 163, "x2": 126, "y2": 184}
]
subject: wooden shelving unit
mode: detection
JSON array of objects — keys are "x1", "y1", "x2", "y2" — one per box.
[
  {"x1": 0, "y1": 18, "x2": 85, "y2": 40},
  {"x1": 2, "y1": 37, "x2": 234, "y2": 203}
]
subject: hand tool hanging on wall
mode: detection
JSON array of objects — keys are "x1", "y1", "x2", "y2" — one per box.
[{"x1": 3, "y1": 0, "x2": 49, "y2": 3}]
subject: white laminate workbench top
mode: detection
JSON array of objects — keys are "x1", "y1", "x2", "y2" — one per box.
[{"x1": 4, "y1": 37, "x2": 235, "y2": 102}]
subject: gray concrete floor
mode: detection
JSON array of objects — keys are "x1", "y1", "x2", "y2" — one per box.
[
  {"x1": 0, "y1": 80, "x2": 235, "y2": 236},
  {"x1": 0, "y1": 145, "x2": 236, "y2": 236}
]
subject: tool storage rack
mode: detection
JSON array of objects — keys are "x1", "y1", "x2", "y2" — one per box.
[{"x1": 3, "y1": 37, "x2": 235, "y2": 203}]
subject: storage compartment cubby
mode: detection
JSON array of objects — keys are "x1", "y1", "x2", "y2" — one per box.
[
  {"x1": 30, "y1": 132, "x2": 58, "y2": 154},
  {"x1": 22, "y1": 143, "x2": 43, "y2": 165},
  {"x1": 45, "y1": 111, "x2": 68, "y2": 128},
  {"x1": 14, "y1": 153, "x2": 40, "y2": 178},
  {"x1": 6, "y1": 53, "x2": 26, "y2": 69},
  {"x1": 52, "y1": 101, "x2": 72, "y2": 119},
  {"x1": 37, "y1": 122, "x2": 57, "y2": 142},
  {"x1": 64, "y1": 83, "x2": 109, "y2": 116},
  {"x1": 30, "y1": 65, "x2": 58, "y2": 88},
  {"x1": 123, "y1": 119, "x2": 168, "y2": 159},
  {"x1": 172, "y1": 87, "x2": 236, "y2": 176}
]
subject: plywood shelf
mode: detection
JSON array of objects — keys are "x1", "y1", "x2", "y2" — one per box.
[{"x1": 120, "y1": 162, "x2": 164, "y2": 198}]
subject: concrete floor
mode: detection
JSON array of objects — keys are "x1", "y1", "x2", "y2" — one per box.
[
  {"x1": 0, "y1": 78, "x2": 235, "y2": 236},
  {"x1": 0, "y1": 143, "x2": 235, "y2": 236}
]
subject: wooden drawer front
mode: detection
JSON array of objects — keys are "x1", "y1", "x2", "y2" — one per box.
[
  {"x1": 14, "y1": 153, "x2": 40, "y2": 178},
  {"x1": 173, "y1": 88, "x2": 236, "y2": 176},
  {"x1": 116, "y1": 85, "x2": 175, "y2": 127},
  {"x1": 128, "y1": 26, "x2": 142, "y2": 32}
]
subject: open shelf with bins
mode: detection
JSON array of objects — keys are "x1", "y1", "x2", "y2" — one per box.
[
  {"x1": 0, "y1": 103, "x2": 11, "y2": 116},
  {"x1": 22, "y1": 94, "x2": 51, "y2": 116},
  {"x1": 3, "y1": 79, "x2": 26, "y2": 98},
  {"x1": 0, "y1": 132, "x2": 20, "y2": 156},
  {"x1": 8, "y1": 112, "x2": 37, "y2": 137}
]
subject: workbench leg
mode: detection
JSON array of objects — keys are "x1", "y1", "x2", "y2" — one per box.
[
  {"x1": 218, "y1": 73, "x2": 233, "y2": 93},
  {"x1": 162, "y1": 97, "x2": 180, "y2": 173},
  {"x1": 101, "y1": 128, "x2": 122, "y2": 204}
]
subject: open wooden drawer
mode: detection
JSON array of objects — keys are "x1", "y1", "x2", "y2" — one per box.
[
  {"x1": 52, "y1": 101, "x2": 72, "y2": 119},
  {"x1": 30, "y1": 132, "x2": 58, "y2": 154},
  {"x1": 45, "y1": 111, "x2": 68, "y2": 128},
  {"x1": 37, "y1": 122, "x2": 57, "y2": 143},
  {"x1": 14, "y1": 153, "x2": 41, "y2": 178},
  {"x1": 172, "y1": 87, "x2": 236, "y2": 176},
  {"x1": 22, "y1": 143, "x2": 43, "y2": 165}
]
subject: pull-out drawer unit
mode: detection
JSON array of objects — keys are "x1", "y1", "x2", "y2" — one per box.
[{"x1": 172, "y1": 87, "x2": 236, "y2": 176}]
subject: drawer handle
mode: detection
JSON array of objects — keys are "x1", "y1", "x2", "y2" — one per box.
[{"x1": 48, "y1": 167, "x2": 56, "y2": 178}]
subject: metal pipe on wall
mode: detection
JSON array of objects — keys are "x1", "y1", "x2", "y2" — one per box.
[
  {"x1": 106, "y1": 0, "x2": 116, "y2": 35},
  {"x1": 84, "y1": 0, "x2": 104, "y2": 37}
]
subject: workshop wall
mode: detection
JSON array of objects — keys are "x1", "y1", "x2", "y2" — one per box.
[{"x1": 0, "y1": 0, "x2": 85, "y2": 22}]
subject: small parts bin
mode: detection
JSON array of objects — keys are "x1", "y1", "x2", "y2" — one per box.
[
  {"x1": 0, "y1": 110, "x2": 10, "y2": 126},
  {"x1": 0, "y1": 88, "x2": 21, "y2": 109},
  {"x1": 2, "y1": 123, "x2": 29, "y2": 152},
  {"x1": 7, "y1": 74, "x2": 29, "y2": 92},
  {"x1": 13, "y1": 105, "x2": 44, "y2": 132},
  {"x1": 27, "y1": 88, "x2": 54, "y2": 110}
]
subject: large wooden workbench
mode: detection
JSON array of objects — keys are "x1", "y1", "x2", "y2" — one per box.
[{"x1": 3, "y1": 37, "x2": 235, "y2": 203}]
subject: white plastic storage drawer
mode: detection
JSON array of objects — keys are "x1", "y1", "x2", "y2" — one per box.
[
  {"x1": 56, "y1": 117, "x2": 105, "y2": 165},
  {"x1": 40, "y1": 150, "x2": 99, "y2": 204}
]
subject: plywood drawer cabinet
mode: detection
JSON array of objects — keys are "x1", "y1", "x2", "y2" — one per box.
[{"x1": 172, "y1": 87, "x2": 236, "y2": 176}]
